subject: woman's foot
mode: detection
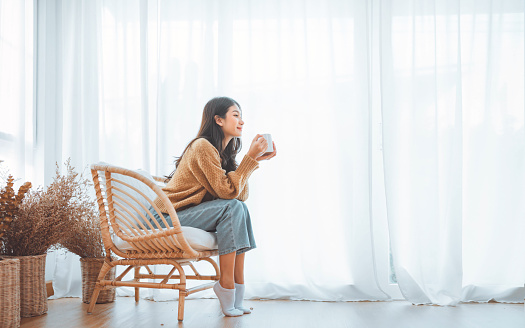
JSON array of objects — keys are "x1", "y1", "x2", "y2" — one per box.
[
  {"x1": 234, "y1": 283, "x2": 252, "y2": 314},
  {"x1": 213, "y1": 282, "x2": 243, "y2": 317}
]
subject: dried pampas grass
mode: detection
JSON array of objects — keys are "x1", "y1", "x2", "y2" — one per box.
[{"x1": 1, "y1": 160, "x2": 101, "y2": 257}]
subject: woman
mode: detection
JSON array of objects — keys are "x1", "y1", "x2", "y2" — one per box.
[{"x1": 152, "y1": 97, "x2": 277, "y2": 317}]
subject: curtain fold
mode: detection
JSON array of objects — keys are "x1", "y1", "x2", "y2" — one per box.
[{"x1": 1, "y1": 0, "x2": 523, "y2": 305}]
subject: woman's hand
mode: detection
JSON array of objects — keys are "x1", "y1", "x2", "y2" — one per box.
[
  {"x1": 255, "y1": 142, "x2": 276, "y2": 161},
  {"x1": 247, "y1": 135, "x2": 276, "y2": 161}
]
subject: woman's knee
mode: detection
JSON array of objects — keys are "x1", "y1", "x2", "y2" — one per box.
[
  {"x1": 225, "y1": 199, "x2": 244, "y2": 211},
  {"x1": 224, "y1": 199, "x2": 246, "y2": 221},
  {"x1": 230, "y1": 199, "x2": 249, "y2": 212},
  {"x1": 239, "y1": 201, "x2": 248, "y2": 210}
]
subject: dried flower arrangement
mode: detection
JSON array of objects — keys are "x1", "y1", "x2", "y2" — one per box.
[
  {"x1": 59, "y1": 198, "x2": 105, "y2": 258},
  {"x1": 0, "y1": 175, "x2": 32, "y2": 241},
  {"x1": 0, "y1": 160, "x2": 101, "y2": 257}
]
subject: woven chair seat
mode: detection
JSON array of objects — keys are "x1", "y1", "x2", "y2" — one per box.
[{"x1": 114, "y1": 226, "x2": 218, "y2": 253}]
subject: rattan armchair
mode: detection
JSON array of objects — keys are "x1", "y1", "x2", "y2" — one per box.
[{"x1": 87, "y1": 164, "x2": 220, "y2": 321}]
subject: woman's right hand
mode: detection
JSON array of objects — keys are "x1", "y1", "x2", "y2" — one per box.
[{"x1": 247, "y1": 134, "x2": 269, "y2": 160}]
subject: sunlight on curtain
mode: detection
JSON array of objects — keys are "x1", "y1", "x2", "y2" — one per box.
[
  {"x1": 0, "y1": 0, "x2": 33, "y2": 180},
  {"x1": 381, "y1": 0, "x2": 525, "y2": 305},
  {"x1": 460, "y1": 1, "x2": 525, "y2": 302}
]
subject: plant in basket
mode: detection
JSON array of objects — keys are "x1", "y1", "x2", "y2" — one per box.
[
  {"x1": 59, "y1": 185, "x2": 116, "y2": 304},
  {"x1": 0, "y1": 160, "x2": 95, "y2": 317},
  {"x1": 0, "y1": 167, "x2": 31, "y2": 327}
]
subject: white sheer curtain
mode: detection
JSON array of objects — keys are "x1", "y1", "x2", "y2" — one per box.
[
  {"x1": 2, "y1": 0, "x2": 524, "y2": 305},
  {"x1": 0, "y1": 0, "x2": 34, "y2": 180},
  {"x1": 380, "y1": 0, "x2": 525, "y2": 305}
]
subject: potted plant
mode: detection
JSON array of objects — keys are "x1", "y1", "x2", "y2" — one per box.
[
  {"x1": 0, "y1": 172, "x2": 31, "y2": 327},
  {"x1": 0, "y1": 160, "x2": 89, "y2": 317},
  {"x1": 60, "y1": 193, "x2": 116, "y2": 304}
]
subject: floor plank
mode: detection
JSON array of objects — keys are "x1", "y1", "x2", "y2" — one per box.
[{"x1": 20, "y1": 297, "x2": 525, "y2": 328}]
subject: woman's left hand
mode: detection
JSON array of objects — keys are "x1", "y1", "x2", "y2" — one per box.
[{"x1": 255, "y1": 142, "x2": 277, "y2": 161}]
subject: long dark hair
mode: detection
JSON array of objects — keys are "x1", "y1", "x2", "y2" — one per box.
[{"x1": 167, "y1": 97, "x2": 242, "y2": 180}]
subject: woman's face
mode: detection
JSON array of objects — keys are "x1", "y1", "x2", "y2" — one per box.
[{"x1": 217, "y1": 105, "x2": 244, "y2": 138}]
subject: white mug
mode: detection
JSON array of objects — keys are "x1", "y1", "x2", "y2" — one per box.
[{"x1": 262, "y1": 134, "x2": 273, "y2": 153}]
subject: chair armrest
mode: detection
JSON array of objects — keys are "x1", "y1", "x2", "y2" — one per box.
[{"x1": 152, "y1": 175, "x2": 169, "y2": 183}]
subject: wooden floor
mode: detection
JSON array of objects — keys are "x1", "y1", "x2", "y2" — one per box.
[{"x1": 20, "y1": 297, "x2": 525, "y2": 328}]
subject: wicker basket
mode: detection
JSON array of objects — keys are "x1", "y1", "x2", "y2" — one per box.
[
  {"x1": 0, "y1": 258, "x2": 20, "y2": 328},
  {"x1": 80, "y1": 258, "x2": 116, "y2": 304},
  {"x1": 14, "y1": 254, "x2": 48, "y2": 317}
]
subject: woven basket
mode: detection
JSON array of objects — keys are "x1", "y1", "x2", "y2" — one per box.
[
  {"x1": 80, "y1": 258, "x2": 116, "y2": 304},
  {"x1": 0, "y1": 258, "x2": 20, "y2": 328},
  {"x1": 13, "y1": 254, "x2": 48, "y2": 317}
]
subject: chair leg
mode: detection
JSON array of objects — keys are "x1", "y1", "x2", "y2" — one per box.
[
  {"x1": 87, "y1": 286, "x2": 102, "y2": 313},
  {"x1": 134, "y1": 267, "x2": 140, "y2": 302},
  {"x1": 178, "y1": 291, "x2": 186, "y2": 321},
  {"x1": 87, "y1": 261, "x2": 113, "y2": 314}
]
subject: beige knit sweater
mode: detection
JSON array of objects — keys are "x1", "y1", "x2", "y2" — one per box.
[{"x1": 154, "y1": 138, "x2": 260, "y2": 213}]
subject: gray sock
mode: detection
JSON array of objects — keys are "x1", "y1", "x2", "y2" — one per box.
[
  {"x1": 234, "y1": 283, "x2": 252, "y2": 314},
  {"x1": 213, "y1": 282, "x2": 243, "y2": 317}
]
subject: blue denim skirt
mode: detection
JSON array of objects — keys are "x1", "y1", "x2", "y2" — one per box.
[{"x1": 149, "y1": 199, "x2": 256, "y2": 256}]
